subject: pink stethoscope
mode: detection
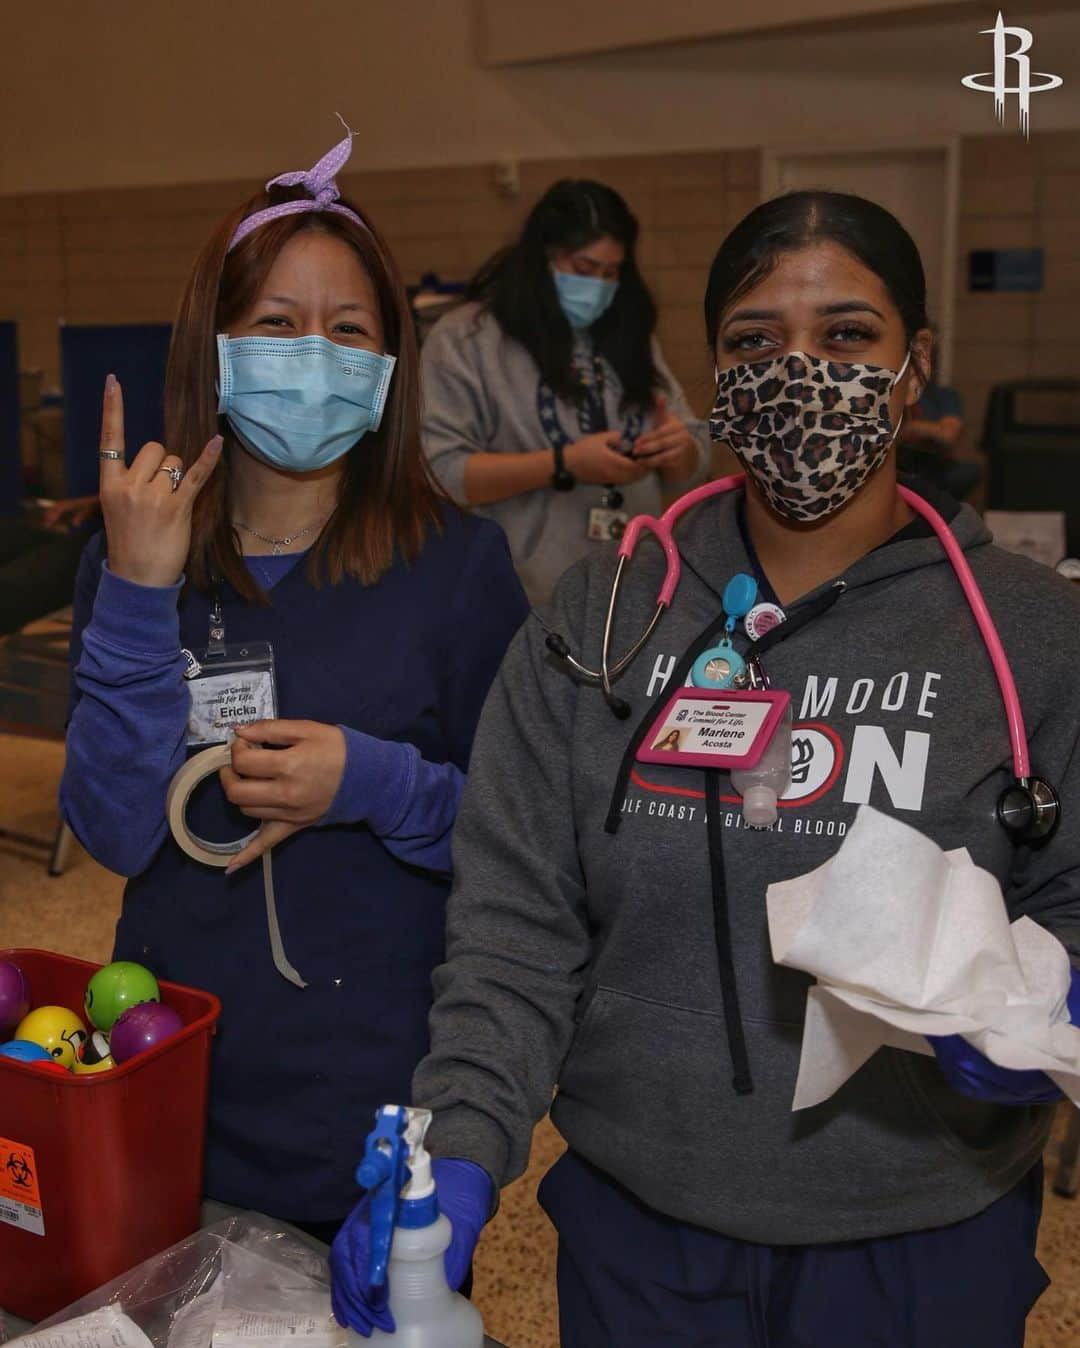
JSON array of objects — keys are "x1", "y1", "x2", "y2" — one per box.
[{"x1": 544, "y1": 475, "x2": 1060, "y2": 844}]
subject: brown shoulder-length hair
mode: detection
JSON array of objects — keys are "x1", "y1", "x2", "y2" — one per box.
[{"x1": 165, "y1": 183, "x2": 445, "y2": 600}]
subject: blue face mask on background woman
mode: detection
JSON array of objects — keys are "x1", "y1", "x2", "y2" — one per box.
[
  {"x1": 552, "y1": 268, "x2": 619, "y2": 330},
  {"x1": 216, "y1": 333, "x2": 396, "y2": 472}
]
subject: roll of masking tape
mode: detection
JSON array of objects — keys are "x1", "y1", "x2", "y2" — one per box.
[
  {"x1": 165, "y1": 745, "x2": 308, "y2": 988},
  {"x1": 165, "y1": 744, "x2": 259, "y2": 867}
]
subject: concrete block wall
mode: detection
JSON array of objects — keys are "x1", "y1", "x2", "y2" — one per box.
[
  {"x1": 953, "y1": 129, "x2": 1080, "y2": 453},
  {"x1": 0, "y1": 149, "x2": 761, "y2": 468},
  {"x1": 6, "y1": 128, "x2": 1076, "y2": 490}
]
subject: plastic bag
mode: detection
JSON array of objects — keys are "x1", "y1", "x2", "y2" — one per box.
[{"x1": 9, "y1": 1214, "x2": 343, "y2": 1348}]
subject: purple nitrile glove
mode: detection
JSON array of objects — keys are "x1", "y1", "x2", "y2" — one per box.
[
  {"x1": 929, "y1": 967, "x2": 1080, "y2": 1106},
  {"x1": 330, "y1": 1158, "x2": 494, "y2": 1336},
  {"x1": 433, "y1": 1157, "x2": 494, "y2": 1291}
]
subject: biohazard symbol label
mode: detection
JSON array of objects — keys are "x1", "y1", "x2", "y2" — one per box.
[{"x1": 0, "y1": 1135, "x2": 44, "y2": 1235}]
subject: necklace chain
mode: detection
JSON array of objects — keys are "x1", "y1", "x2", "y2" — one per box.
[{"x1": 233, "y1": 515, "x2": 329, "y2": 557}]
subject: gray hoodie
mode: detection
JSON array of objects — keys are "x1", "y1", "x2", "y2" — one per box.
[
  {"x1": 420, "y1": 302, "x2": 710, "y2": 604},
  {"x1": 413, "y1": 488, "x2": 1080, "y2": 1243}
]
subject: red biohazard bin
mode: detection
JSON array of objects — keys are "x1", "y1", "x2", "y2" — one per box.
[{"x1": 0, "y1": 948, "x2": 221, "y2": 1320}]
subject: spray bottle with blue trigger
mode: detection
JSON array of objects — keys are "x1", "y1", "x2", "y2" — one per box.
[{"x1": 351, "y1": 1105, "x2": 485, "y2": 1348}]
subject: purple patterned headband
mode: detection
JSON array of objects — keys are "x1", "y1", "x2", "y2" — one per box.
[{"x1": 228, "y1": 119, "x2": 364, "y2": 252}]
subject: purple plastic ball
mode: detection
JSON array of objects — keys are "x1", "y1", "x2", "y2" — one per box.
[
  {"x1": 110, "y1": 1001, "x2": 184, "y2": 1064},
  {"x1": 0, "y1": 961, "x2": 31, "y2": 1036}
]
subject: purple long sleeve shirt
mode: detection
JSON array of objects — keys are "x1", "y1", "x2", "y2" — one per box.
[{"x1": 61, "y1": 541, "x2": 522, "y2": 878}]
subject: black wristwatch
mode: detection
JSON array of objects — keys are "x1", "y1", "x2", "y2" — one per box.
[{"x1": 551, "y1": 443, "x2": 576, "y2": 492}]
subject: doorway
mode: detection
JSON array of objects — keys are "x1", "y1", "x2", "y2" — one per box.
[{"x1": 765, "y1": 145, "x2": 957, "y2": 381}]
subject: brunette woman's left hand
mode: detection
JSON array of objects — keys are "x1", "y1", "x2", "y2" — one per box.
[
  {"x1": 219, "y1": 719, "x2": 346, "y2": 871},
  {"x1": 630, "y1": 394, "x2": 699, "y2": 480}
]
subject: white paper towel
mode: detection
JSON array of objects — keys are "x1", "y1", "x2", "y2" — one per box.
[{"x1": 766, "y1": 806, "x2": 1080, "y2": 1110}]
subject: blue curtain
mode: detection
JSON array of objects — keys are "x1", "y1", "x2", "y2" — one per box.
[{"x1": 61, "y1": 323, "x2": 172, "y2": 497}]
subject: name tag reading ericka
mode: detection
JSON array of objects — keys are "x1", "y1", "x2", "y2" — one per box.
[
  {"x1": 185, "y1": 641, "x2": 278, "y2": 747},
  {"x1": 637, "y1": 688, "x2": 791, "y2": 771}
]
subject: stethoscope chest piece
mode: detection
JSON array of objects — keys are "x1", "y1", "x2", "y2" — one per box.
[{"x1": 997, "y1": 777, "x2": 1061, "y2": 845}]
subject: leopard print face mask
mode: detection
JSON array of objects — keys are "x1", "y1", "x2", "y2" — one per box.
[{"x1": 709, "y1": 350, "x2": 910, "y2": 521}]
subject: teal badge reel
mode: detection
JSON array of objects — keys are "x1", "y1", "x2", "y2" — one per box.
[{"x1": 691, "y1": 573, "x2": 758, "y2": 690}]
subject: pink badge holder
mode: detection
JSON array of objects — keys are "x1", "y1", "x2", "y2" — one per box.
[{"x1": 637, "y1": 687, "x2": 791, "y2": 771}]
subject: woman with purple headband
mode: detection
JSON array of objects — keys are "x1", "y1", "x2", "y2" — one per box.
[{"x1": 60, "y1": 127, "x2": 527, "y2": 1242}]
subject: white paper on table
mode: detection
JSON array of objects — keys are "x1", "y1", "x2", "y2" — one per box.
[
  {"x1": 14, "y1": 1307, "x2": 155, "y2": 1348},
  {"x1": 211, "y1": 1311, "x2": 341, "y2": 1348},
  {"x1": 167, "y1": 1239, "x2": 340, "y2": 1348},
  {"x1": 167, "y1": 1278, "x2": 224, "y2": 1348},
  {"x1": 766, "y1": 806, "x2": 1080, "y2": 1111}
]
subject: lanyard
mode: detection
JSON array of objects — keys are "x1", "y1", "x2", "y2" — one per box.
[
  {"x1": 207, "y1": 590, "x2": 227, "y2": 658},
  {"x1": 705, "y1": 769, "x2": 753, "y2": 1094},
  {"x1": 599, "y1": 577, "x2": 844, "y2": 1097},
  {"x1": 536, "y1": 352, "x2": 646, "y2": 453},
  {"x1": 575, "y1": 353, "x2": 608, "y2": 435},
  {"x1": 174, "y1": 584, "x2": 304, "y2": 987},
  {"x1": 604, "y1": 579, "x2": 845, "y2": 834}
]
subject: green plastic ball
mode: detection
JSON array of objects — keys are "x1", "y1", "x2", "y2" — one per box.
[{"x1": 84, "y1": 961, "x2": 160, "y2": 1032}]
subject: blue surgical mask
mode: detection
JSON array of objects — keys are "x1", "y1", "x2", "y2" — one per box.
[
  {"x1": 216, "y1": 334, "x2": 395, "y2": 473},
  {"x1": 551, "y1": 268, "x2": 619, "y2": 330}
]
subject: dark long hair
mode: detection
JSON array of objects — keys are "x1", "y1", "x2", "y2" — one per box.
[
  {"x1": 468, "y1": 179, "x2": 662, "y2": 409},
  {"x1": 166, "y1": 184, "x2": 444, "y2": 600},
  {"x1": 704, "y1": 191, "x2": 929, "y2": 356}
]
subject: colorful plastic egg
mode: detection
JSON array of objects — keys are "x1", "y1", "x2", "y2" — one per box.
[
  {"x1": 0, "y1": 960, "x2": 30, "y2": 1036},
  {"x1": 84, "y1": 961, "x2": 160, "y2": 1032},
  {"x1": 16, "y1": 1006, "x2": 88, "y2": 1069},
  {"x1": 110, "y1": 1002, "x2": 183, "y2": 1064}
]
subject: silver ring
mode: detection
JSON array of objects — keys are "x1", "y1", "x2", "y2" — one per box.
[
  {"x1": 156, "y1": 465, "x2": 184, "y2": 491},
  {"x1": 98, "y1": 450, "x2": 122, "y2": 460}
]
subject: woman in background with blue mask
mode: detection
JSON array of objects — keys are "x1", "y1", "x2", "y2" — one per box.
[
  {"x1": 421, "y1": 179, "x2": 711, "y2": 603},
  {"x1": 60, "y1": 128, "x2": 527, "y2": 1240}
]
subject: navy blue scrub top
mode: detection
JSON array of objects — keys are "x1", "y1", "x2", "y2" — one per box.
[{"x1": 114, "y1": 509, "x2": 527, "y2": 1222}]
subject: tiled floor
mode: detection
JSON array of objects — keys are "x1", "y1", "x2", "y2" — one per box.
[{"x1": 1, "y1": 734, "x2": 1077, "y2": 1346}]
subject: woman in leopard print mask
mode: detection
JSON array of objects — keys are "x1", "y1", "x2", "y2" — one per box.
[
  {"x1": 706, "y1": 193, "x2": 932, "y2": 572},
  {"x1": 402, "y1": 190, "x2": 1077, "y2": 1347}
]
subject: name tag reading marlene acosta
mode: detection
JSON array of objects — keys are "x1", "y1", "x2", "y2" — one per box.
[{"x1": 637, "y1": 688, "x2": 791, "y2": 771}]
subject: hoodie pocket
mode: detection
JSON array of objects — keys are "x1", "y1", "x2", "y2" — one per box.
[{"x1": 559, "y1": 984, "x2": 754, "y2": 1135}]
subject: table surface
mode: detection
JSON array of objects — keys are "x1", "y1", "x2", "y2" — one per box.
[{"x1": 2, "y1": 1200, "x2": 505, "y2": 1347}]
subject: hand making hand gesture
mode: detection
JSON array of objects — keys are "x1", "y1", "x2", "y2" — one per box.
[{"x1": 98, "y1": 373, "x2": 222, "y2": 588}]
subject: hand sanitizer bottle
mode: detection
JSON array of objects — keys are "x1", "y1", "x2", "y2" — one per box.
[
  {"x1": 731, "y1": 703, "x2": 792, "y2": 828},
  {"x1": 351, "y1": 1105, "x2": 484, "y2": 1348}
]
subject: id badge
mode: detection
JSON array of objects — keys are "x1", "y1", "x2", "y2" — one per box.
[
  {"x1": 637, "y1": 688, "x2": 790, "y2": 770},
  {"x1": 184, "y1": 641, "x2": 278, "y2": 747},
  {"x1": 587, "y1": 506, "x2": 629, "y2": 542}
]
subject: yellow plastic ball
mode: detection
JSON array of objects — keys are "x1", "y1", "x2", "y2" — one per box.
[
  {"x1": 16, "y1": 1005, "x2": 88, "y2": 1069},
  {"x1": 72, "y1": 1055, "x2": 115, "y2": 1076}
]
